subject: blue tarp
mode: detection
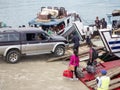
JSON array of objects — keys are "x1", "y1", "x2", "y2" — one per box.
[{"x1": 29, "y1": 17, "x2": 66, "y2": 26}]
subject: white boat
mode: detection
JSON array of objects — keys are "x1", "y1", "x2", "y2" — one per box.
[
  {"x1": 107, "y1": 9, "x2": 120, "y2": 30},
  {"x1": 28, "y1": 6, "x2": 80, "y2": 33},
  {"x1": 28, "y1": 6, "x2": 90, "y2": 42},
  {"x1": 98, "y1": 10, "x2": 120, "y2": 58}
]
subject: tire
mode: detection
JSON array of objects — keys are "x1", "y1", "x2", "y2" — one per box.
[
  {"x1": 54, "y1": 45, "x2": 65, "y2": 57},
  {"x1": 6, "y1": 50, "x2": 20, "y2": 63}
]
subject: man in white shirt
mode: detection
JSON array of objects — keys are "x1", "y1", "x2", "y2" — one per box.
[{"x1": 85, "y1": 27, "x2": 92, "y2": 46}]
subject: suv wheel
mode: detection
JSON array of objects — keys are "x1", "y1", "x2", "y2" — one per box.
[
  {"x1": 54, "y1": 45, "x2": 65, "y2": 56},
  {"x1": 6, "y1": 50, "x2": 20, "y2": 63}
]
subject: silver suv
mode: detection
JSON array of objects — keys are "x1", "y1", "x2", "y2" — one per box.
[{"x1": 0, "y1": 28, "x2": 68, "y2": 63}]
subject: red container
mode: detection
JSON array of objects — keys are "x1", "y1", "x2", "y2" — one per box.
[{"x1": 63, "y1": 70, "x2": 73, "y2": 78}]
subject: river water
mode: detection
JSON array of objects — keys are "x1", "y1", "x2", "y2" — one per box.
[{"x1": 0, "y1": 0, "x2": 120, "y2": 27}]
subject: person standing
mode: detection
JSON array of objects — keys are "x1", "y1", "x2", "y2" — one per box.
[
  {"x1": 116, "y1": 20, "x2": 120, "y2": 29},
  {"x1": 96, "y1": 70, "x2": 110, "y2": 90},
  {"x1": 69, "y1": 49, "x2": 80, "y2": 80},
  {"x1": 87, "y1": 44, "x2": 94, "y2": 66},
  {"x1": 87, "y1": 43, "x2": 98, "y2": 65},
  {"x1": 85, "y1": 27, "x2": 92, "y2": 46},
  {"x1": 71, "y1": 32, "x2": 80, "y2": 53},
  {"x1": 47, "y1": 27, "x2": 53, "y2": 35},
  {"x1": 95, "y1": 16, "x2": 100, "y2": 30},
  {"x1": 101, "y1": 18, "x2": 107, "y2": 29},
  {"x1": 86, "y1": 44, "x2": 98, "y2": 73}
]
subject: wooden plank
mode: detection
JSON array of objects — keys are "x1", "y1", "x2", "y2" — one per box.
[
  {"x1": 78, "y1": 46, "x2": 103, "y2": 56},
  {"x1": 80, "y1": 50, "x2": 103, "y2": 61},
  {"x1": 47, "y1": 46, "x2": 104, "y2": 62},
  {"x1": 86, "y1": 66, "x2": 120, "y2": 86},
  {"x1": 46, "y1": 54, "x2": 70, "y2": 62},
  {"x1": 91, "y1": 83, "x2": 120, "y2": 90},
  {"x1": 90, "y1": 78, "x2": 120, "y2": 89},
  {"x1": 110, "y1": 78, "x2": 120, "y2": 85},
  {"x1": 87, "y1": 67, "x2": 120, "y2": 86},
  {"x1": 109, "y1": 82, "x2": 120, "y2": 90}
]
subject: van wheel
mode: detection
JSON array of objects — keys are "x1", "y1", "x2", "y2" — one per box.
[
  {"x1": 6, "y1": 50, "x2": 20, "y2": 63},
  {"x1": 54, "y1": 45, "x2": 65, "y2": 56}
]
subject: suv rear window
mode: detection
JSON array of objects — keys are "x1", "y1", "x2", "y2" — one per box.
[{"x1": 0, "y1": 33, "x2": 20, "y2": 42}]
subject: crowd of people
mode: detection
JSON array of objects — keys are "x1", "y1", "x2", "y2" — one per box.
[
  {"x1": 95, "y1": 16, "x2": 107, "y2": 30},
  {"x1": 19, "y1": 15, "x2": 110, "y2": 89},
  {"x1": 68, "y1": 31, "x2": 93, "y2": 79},
  {"x1": 64, "y1": 18, "x2": 110, "y2": 89},
  {"x1": 45, "y1": 23, "x2": 65, "y2": 36}
]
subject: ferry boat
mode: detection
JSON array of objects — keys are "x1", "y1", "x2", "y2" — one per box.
[
  {"x1": 98, "y1": 10, "x2": 120, "y2": 58},
  {"x1": 28, "y1": 6, "x2": 81, "y2": 34},
  {"x1": 107, "y1": 9, "x2": 120, "y2": 30},
  {"x1": 28, "y1": 6, "x2": 94, "y2": 43}
]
